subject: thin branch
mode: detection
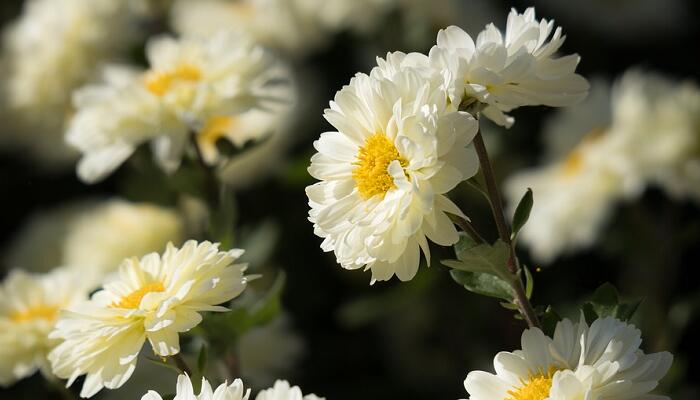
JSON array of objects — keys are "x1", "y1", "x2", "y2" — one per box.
[
  {"x1": 172, "y1": 353, "x2": 193, "y2": 376},
  {"x1": 448, "y1": 213, "x2": 486, "y2": 244}
]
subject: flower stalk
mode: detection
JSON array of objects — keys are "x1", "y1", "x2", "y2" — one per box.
[{"x1": 471, "y1": 126, "x2": 541, "y2": 329}]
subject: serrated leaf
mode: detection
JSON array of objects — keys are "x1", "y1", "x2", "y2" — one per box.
[
  {"x1": 583, "y1": 282, "x2": 642, "y2": 322},
  {"x1": 450, "y1": 270, "x2": 514, "y2": 301},
  {"x1": 444, "y1": 236, "x2": 512, "y2": 280}
]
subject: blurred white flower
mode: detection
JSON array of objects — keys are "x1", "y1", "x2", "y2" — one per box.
[
  {"x1": 504, "y1": 134, "x2": 628, "y2": 263},
  {"x1": 4, "y1": 199, "x2": 184, "y2": 281},
  {"x1": 606, "y1": 71, "x2": 700, "y2": 202},
  {"x1": 48, "y1": 241, "x2": 250, "y2": 398},
  {"x1": 306, "y1": 52, "x2": 479, "y2": 283},
  {"x1": 0, "y1": 0, "x2": 144, "y2": 166},
  {"x1": 0, "y1": 268, "x2": 88, "y2": 386},
  {"x1": 238, "y1": 316, "x2": 304, "y2": 388},
  {"x1": 429, "y1": 7, "x2": 588, "y2": 127},
  {"x1": 255, "y1": 380, "x2": 323, "y2": 400},
  {"x1": 63, "y1": 200, "x2": 185, "y2": 280},
  {"x1": 171, "y1": 0, "x2": 394, "y2": 55},
  {"x1": 506, "y1": 70, "x2": 700, "y2": 263},
  {"x1": 463, "y1": 316, "x2": 672, "y2": 400},
  {"x1": 142, "y1": 374, "x2": 251, "y2": 400},
  {"x1": 67, "y1": 31, "x2": 290, "y2": 183}
]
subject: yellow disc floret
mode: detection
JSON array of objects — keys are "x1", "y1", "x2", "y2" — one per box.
[
  {"x1": 111, "y1": 282, "x2": 165, "y2": 309},
  {"x1": 506, "y1": 370, "x2": 555, "y2": 400},
  {"x1": 198, "y1": 116, "x2": 234, "y2": 146},
  {"x1": 352, "y1": 133, "x2": 408, "y2": 199},
  {"x1": 9, "y1": 305, "x2": 59, "y2": 323},
  {"x1": 144, "y1": 64, "x2": 202, "y2": 97}
]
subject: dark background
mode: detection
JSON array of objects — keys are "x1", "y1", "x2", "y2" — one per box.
[{"x1": 2, "y1": 0, "x2": 699, "y2": 399}]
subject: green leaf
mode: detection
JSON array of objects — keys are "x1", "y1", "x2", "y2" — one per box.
[
  {"x1": 540, "y1": 306, "x2": 562, "y2": 337},
  {"x1": 450, "y1": 270, "x2": 514, "y2": 301},
  {"x1": 583, "y1": 282, "x2": 643, "y2": 322},
  {"x1": 443, "y1": 234, "x2": 512, "y2": 280},
  {"x1": 523, "y1": 265, "x2": 534, "y2": 299},
  {"x1": 511, "y1": 188, "x2": 533, "y2": 241},
  {"x1": 197, "y1": 343, "x2": 207, "y2": 375}
]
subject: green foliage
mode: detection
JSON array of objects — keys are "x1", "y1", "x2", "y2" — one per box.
[
  {"x1": 539, "y1": 306, "x2": 562, "y2": 337},
  {"x1": 208, "y1": 185, "x2": 238, "y2": 249},
  {"x1": 450, "y1": 269, "x2": 514, "y2": 301},
  {"x1": 582, "y1": 282, "x2": 642, "y2": 324},
  {"x1": 442, "y1": 233, "x2": 516, "y2": 301},
  {"x1": 511, "y1": 188, "x2": 533, "y2": 242}
]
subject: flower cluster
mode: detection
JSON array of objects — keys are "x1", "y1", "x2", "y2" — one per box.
[
  {"x1": 463, "y1": 316, "x2": 672, "y2": 400},
  {"x1": 0, "y1": 0, "x2": 145, "y2": 165},
  {"x1": 306, "y1": 8, "x2": 587, "y2": 283},
  {"x1": 48, "y1": 241, "x2": 250, "y2": 397},
  {"x1": 0, "y1": 268, "x2": 88, "y2": 386},
  {"x1": 67, "y1": 30, "x2": 292, "y2": 183},
  {"x1": 505, "y1": 70, "x2": 700, "y2": 262}
]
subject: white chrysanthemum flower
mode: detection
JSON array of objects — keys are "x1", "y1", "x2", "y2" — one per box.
[
  {"x1": 306, "y1": 52, "x2": 479, "y2": 283},
  {"x1": 255, "y1": 380, "x2": 323, "y2": 400},
  {"x1": 48, "y1": 241, "x2": 250, "y2": 398},
  {"x1": 0, "y1": 0, "x2": 143, "y2": 165},
  {"x1": 463, "y1": 316, "x2": 672, "y2": 400},
  {"x1": 142, "y1": 374, "x2": 251, "y2": 400},
  {"x1": 171, "y1": 0, "x2": 394, "y2": 55},
  {"x1": 428, "y1": 7, "x2": 589, "y2": 127},
  {"x1": 67, "y1": 31, "x2": 290, "y2": 183},
  {"x1": 4, "y1": 199, "x2": 184, "y2": 278},
  {"x1": 606, "y1": 71, "x2": 700, "y2": 202},
  {"x1": 505, "y1": 70, "x2": 700, "y2": 263},
  {"x1": 504, "y1": 135, "x2": 628, "y2": 263},
  {"x1": 0, "y1": 268, "x2": 88, "y2": 386},
  {"x1": 63, "y1": 200, "x2": 185, "y2": 279}
]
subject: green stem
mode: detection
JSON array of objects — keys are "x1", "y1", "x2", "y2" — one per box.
[
  {"x1": 448, "y1": 213, "x2": 485, "y2": 244},
  {"x1": 172, "y1": 353, "x2": 193, "y2": 376},
  {"x1": 472, "y1": 128, "x2": 541, "y2": 329},
  {"x1": 189, "y1": 131, "x2": 220, "y2": 207}
]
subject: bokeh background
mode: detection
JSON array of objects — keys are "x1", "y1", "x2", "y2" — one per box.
[{"x1": 1, "y1": 0, "x2": 699, "y2": 399}]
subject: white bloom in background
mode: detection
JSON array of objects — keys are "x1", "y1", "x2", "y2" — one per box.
[
  {"x1": 67, "y1": 31, "x2": 290, "y2": 183},
  {"x1": 3, "y1": 199, "x2": 184, "y2": 279},
  {"x1": 142, "y1": 374, "x2": 251, "y2": 400},
  {"x1": 0, "y1": 0, "x2": 143, "y2": 165},
  {"x1": 171, "y1": 0, "x2": 327, "y2": 55},
  {"x1": 429, "y1": 7, "x2": 588, "y2": 127},
  {"x1": 463, "y1": 316, "x2": 672, "y2": 400},
  {"x1": 0, "y1": 268, "x2": 88, "y2": 386},
  {"x1": 63, "y1": 200, "x2": 185, "y2": 279},
  {"x1": 171, "y1": 0, "x2": 394, "y2": 55},
  {"x1": 256, "y1": 380, "x2": 324, "y2": 400},
  {"x1": 306, "y1": 52, "x2": 479, "y2": 283},
  {"x1": 607, "y1": 71, "x2": 700, "y2": 202},
  {"x1": 48, "y1": 241, "x2": 250, "y2": 398},
  {"x1": 504, "y1": 135, "x2": 628, "y2": 264},
  {"x1": 505, "y1": 70, "x2": 700, "y2": 263}
]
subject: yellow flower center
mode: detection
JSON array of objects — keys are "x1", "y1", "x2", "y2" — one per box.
[
  {"x1": 144, "y1": 64, "x2": 202, "y2": 97},
  {"x1": 9, "y1": 305, "x2": 59, "y2": 323},
  {"x1": 506, "y1": 369, "x2": 556, "y2": 400},
  {"x1": 352, "y1": 133, "x2": 408, "y2": 199},
  {"x1": 111, "y1": 282, "x2": 165, "y2": 309},
  {"x1": 199, "y1": 116, "x2": 235, "y2": 146},
  {"x1": 560, "y1": 127, "x2": 606, "y2": 177}
]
